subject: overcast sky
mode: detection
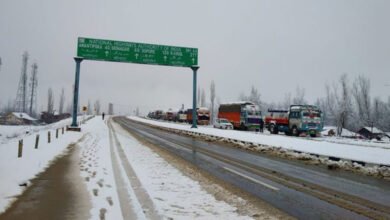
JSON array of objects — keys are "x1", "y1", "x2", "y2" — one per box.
[{"x1": 1, "y1": 0, "x2": 389, "y2": 114}]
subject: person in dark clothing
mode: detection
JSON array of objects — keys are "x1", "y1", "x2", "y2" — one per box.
[
  {"x1": 102, "y1": 112, "x2": 105, "y2": 120},
  {"x1": 259, "y1": 118, "x2": 264, "y2": 133}
]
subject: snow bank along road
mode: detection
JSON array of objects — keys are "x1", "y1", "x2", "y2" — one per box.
[
  {"x1": 115, "y1": 117, "x2": 390, "y2": 220},
  {"x1": 130, "y1": 116, "x2": 390, "y2": 179}
]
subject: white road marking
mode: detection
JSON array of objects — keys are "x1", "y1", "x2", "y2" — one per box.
[{"x1": 223, "y1": 166, "x2": 280, "y2": 191}]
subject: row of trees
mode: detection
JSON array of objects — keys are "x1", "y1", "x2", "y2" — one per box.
[
  {"x1": 198, "y1": 75, "x2": 389, "y2": 134},
  {"x1": 316, "y1": 74, "x2": 390, "y2": 134}
]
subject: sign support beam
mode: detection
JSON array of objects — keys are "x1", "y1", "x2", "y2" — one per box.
[
  {"x1": 191, "y1": 66, "x2": 199, "y2": 128},
  {"x1": 70, "y1": 57, "x2": 83, "y2": 130}
]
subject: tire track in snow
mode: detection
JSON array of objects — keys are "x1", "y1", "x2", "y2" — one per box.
[
  {"x1": 109, "y1": 120, "x2": 161, "y2": 220},
  {"x1": 108, "y1": 125, "x2": 139, "y2": 220}
]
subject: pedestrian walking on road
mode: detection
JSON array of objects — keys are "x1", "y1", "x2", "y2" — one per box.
[{"x1": 102, "y1": 112, "x2": 105, "y2": 120}]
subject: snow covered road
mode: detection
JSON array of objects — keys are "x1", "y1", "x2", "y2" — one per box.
[{"x1": 1, "y1": 116, "x2": 287, "y2": 219}]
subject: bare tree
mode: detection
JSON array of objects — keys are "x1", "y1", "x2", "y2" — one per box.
[
  {"x1": 352, "y1": 75, "x2": 371, "y2": 128},
  {"x1": 282, "y1": 93, "x2": 292, "y2": 109},
  {"x1": 238, "y1": 86, "x2": 261, "y2": 108},
  {"x1": 321, "y1": 74, "x2": 352, "y2": 135},
  {"x1": 320, "y1": 84, "x2": 336, "y2": 126},
  {"x1": 292, "y1": 86, "x2": 306, "y2": 105},
  {"x1": 47, "y1": 88, "x2": 54, "y2": 114},
  {"x1": 372, "y1": 97, "x2": 390, "y2": 132},
  {"x1": 87, "y1": 100, "x2": 92, "y2": 115},
  {"x1": 200, "y1": 89, "x2": 206, "y2": 107},
  {"x1": 210, "y1": 80, "x2": 216, "y2": 123},
  {"x1": 249, "y1": 86, "x2": 261, "y2": 108},
  {"x1": 239, "y1": 92, "x2": 247, "y2": 101},
  {"x1": 59, "y1": 88, "x2": 65, "y2": 114},
  {"x1": 335, "y1": 74, "x2": 351, "y2": 135},
  {"x1": 65, "y1": 103, "x2": 72, "y2": 114},
  {"x1": 94, "y1": 100, "x2": 101, "y2": 115}
]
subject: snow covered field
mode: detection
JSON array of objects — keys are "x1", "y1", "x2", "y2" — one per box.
[
  {"x1": 129, "y1": 117, "x2": 390, "y2": 166},
  {"x1": 0, "y1": 117, "x2": 84, "y2": 213}
]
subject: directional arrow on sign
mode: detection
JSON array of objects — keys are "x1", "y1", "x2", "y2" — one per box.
[
  {"x1": 164, "y1": 56, "x2": 167, "y2": 61},
  {"x1": 105, "y1": 51, "x2": 109, "y2": 57},
  {"x1": 192, "y1": 58, "x2": 195, "y2": 64},
  {"x1": 135, "y1": 53, "x2": 139, "y2": 59}
]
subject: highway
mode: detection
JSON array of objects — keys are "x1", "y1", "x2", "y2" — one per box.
[{"x1": 114, "y1": 117, "x2": 390, "y2": 220}]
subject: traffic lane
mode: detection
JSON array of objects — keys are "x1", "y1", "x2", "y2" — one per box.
[
  {"x1": 121, "y1": 118, "x2": 390, "y2": 206},
  {"x1": 115, "y1": 118, "x2": 369, "y2": 220}
]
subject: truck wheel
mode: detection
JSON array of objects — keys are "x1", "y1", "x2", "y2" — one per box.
[
  {"x1": 292, "y1": 126, "x2": 299, "y2": 136},
  {"x1": 240, "y1": 123, "x2": 247, "y2": 131},
  {"x1": 270, "y1": 124, "x2": 275, "y2": 134},
  {"x1": 274, "y1": 126, "x2": 279, "y2": 134},
  {"x1": 270, "y1": 124, "x2": 279, "y2": 134}
]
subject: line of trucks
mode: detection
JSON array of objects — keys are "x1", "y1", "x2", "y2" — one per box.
[{"x1": 148, "y1": 102, "x2": 324, "y2": 137}]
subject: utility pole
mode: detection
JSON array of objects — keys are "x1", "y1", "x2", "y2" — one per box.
[
  {"x1": 0, "y1": 57, "x2": 2, "y2": 72},
  {"x1": 29, "y1": 63, "x2": 38, "y2": 116},
  {"x1": 15, "y1": 52, "x2": 29, "y2": 113}
]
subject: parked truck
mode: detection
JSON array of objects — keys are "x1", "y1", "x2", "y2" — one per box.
[
  {"x1": 218, "y1": 102, "x2": 262, "y2": 130},
  {"x1": 264, "y1": 105, "x2": 323, "y2": 137},
  {"x1": 176, "y1": 109, "x2": 187, "y2": 122},
  {"x1": 186, "y1": 107, "x2": 211, "y2": 125},
  {"x1": 164, "y1": 109, "x2": 175, "y2": 121}
]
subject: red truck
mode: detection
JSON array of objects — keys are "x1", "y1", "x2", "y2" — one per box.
[
  {"x1": 186, "y1": 107, "x2": 210, "y2": 125},
  {"x1": 264, "y1": 105, "x2": 324, "y2": 137},
  {"x1": 218, "y1": 102, "x2": 262, "y2": 130}
]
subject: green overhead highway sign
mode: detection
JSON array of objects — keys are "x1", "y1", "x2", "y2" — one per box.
[{"x1": 77, "y1": 37, "x2": 198, "y2": 67}]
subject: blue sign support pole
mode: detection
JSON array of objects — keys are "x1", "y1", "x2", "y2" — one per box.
[
  {"x1": 191, "y1": 66, "x2": 199, "y2": 128},
  {"x1": 71, "y1": 57, "x2": 83, "y2": 128}
]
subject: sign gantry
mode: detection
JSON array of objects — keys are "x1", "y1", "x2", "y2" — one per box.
[
  {"x1": 77, "y1": 37, "x2": 198, "y2": 67},
  {"x1": 69, "y1": 37, "x2": 199, "y2": 131}
]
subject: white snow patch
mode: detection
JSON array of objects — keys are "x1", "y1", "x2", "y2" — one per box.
[
  {"x1": 112, "y1": 122, "x2": 252, "y2": 219},
  {"x1": 129, "y1": 117, "x2": 390, "y2": 166},
  {"x1": 0, "y1": 118, "x2": 84, "y2": 213}
]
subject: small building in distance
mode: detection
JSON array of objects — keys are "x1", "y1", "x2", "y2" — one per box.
[
  {"x1": 40, "y1": 111, "x2": 71, "y2": 124},
  {"x1": 0, "y1": 112, "x2": 37, "y2": 125},
  {"x1": 357, "y1": 127, "x2": 385, "y2": 140}
]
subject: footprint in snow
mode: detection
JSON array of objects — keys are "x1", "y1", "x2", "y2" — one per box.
[
  {"x1": 99, "y1": 208, "x2": 107, "y2": 220},
  {"x1": 106, "y1": 197, "x2": 113, "y2": 206},
  {"x1": 93, "y1": 188, "x2": 98, "y2": 196}
]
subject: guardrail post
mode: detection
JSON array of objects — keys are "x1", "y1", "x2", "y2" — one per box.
[
  {"x1": 56, "y1": 129, "x2": 59, "y2": 139},
  {"x1": 35, "y1": 135, "x2": 39, "y2": 149},
  {"x1": 18, "y1": 140, "x2": 23, "y2": 158},
  {"x1": 48, "y1": 131, "x2": 51, "y2": 143},
  {"x1": 62, "y1": 127, "x2": 64, "y2": 134}
]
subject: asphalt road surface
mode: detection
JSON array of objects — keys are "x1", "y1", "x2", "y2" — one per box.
[{"x1": 114, "y1": 117, "x2": 390, "y2": 220}]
